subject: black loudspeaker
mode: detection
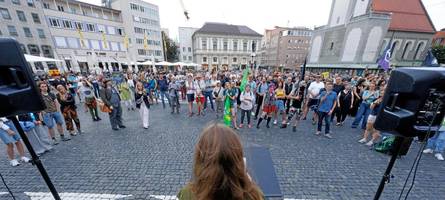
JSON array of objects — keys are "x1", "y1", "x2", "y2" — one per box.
[
  {"x1": 374, "y1": 67, "x2": 445, "y2": 138},
  {"x1": 0, "y1": 38, "x2": 45, "y2": 117}
]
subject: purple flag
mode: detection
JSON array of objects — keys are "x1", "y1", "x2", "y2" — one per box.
[{"x1": 377, "y1": 44, "x2": 391, "y2": 71}]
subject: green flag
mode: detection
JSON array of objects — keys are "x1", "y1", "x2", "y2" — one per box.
[
  {"x1": 240, "y1": 68, "x2": 249, "y2": 92},
  {"x1": 223, "y1": 96, "x2": 231, "y2": 126}
]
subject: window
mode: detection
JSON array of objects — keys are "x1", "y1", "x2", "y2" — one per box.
[
  {"x1": 401, "y1": 42, "x2": 412, "y2": 60},
  {"x1": 134, "y1": 27, "x2": 144, "y2": 34},
  {"x1": 43, "y1": 3, "x2": 50, "y2": 9},
  {"x1": 233, "y1": 57, "x2": 237, "y2": 62},
  {"x1": 202, "y1": 38, "x2": 207, "y2": 49},
  {"x1": 27, "y1": 44, "x2": 40, "y2": 55},
  {"x1": 188, "y1": 56, "x2": 192, "y2": 61},
  {"x1": 31, "y1": 13, "x2": 40, "y2": 23},
  {"x1": 49, "y1": 18, "x2": 60, "y2": 27},
  {"x1": 117, "y1": 28, "x2": 124, "y2": 36},
  {"x1": 182, "y1": 47, "x2": 186, "y2": 52},
  {"x1": 233, "y1": 40, "x2": 238, "y2": 51},
  {"x1": 390, "y1": 41, "x2": 398, "y2": 58},
  {"x1": 97, "y1": 24, "x2": 106, "y2": 33},
  {"x1": 86, "y1": 23, "x2": 96, "y2": 32},
  {"x1": 7, "y1": 25, "x2": 18, "y2": 36},
  {"x1": 37, "y1": 28, "x2": 45, "y2": 38},
  {"x1": 212, "y1": 39, "x2": 217, "y2": 50},
  {"x1": 243, "y1": 41, "x2": 247, "y2": 51},
  {"x1": 213, "y1": 57, "x2": 218, "y2": 62},
  {"x1": 110, "y1": 42, "x2": 119, "y2": 51},
  {"x1": 414, "y1": 42, "x2": 424, "y2": 60},
  {"x1": 12, "y1": 0, "x2": 20, "y2": 5},
  {"x1": 107, "y1": 26, "x2": 116, "y2": 35},
  {"x1": 67, "y1": 37, "x2": 79, "y2": 48},
  {"x1": 17, "y1": 10, "x2": 26, "y2": 21},
  {"x1": 223, "y1": 40, "x2": 228, "y2": 51},
  {"x1": 202, "y1": 57, "x2": 207, "y2": 62},
  {"x1": 188, "y1": 47, "x2": 191, "y2": 52},
  {"x1": 62, "y1": 20, "x2": 73, "y2": 29},
  {"x1": 329, "y1": 42, "x2": 334, "y2": 50},
  {"x1": 183, "y1": 55, "x2": 186, "y2": 60},
  {"x1": 90, "y1": 40, "x2": 100, "y2": 50},
  {"x1": 136, "y1": 38, "x2": 144, "y2": 44},
  {"x1": 70, "y1": 8, "x2": 76, "y2": 14},
  {"x1": 74, "y1": 22, "x2": 83, "y2": 30},
  {"x1": 27, "y1": 0, "x2": 34, "y2": 7},
  {"x1": 252, "y1": 41, "x2": 256, "y2": 52},
  {"x1": 0, "y1": 7, "x2": 11, "y2": 20},
  {"x1": 54, "y1": 37, "x2": 67, "y2": 47},
  {"x1": 130, "y1": 3, "x2": 138, "y2": 10},
  {"x1": 137, "y1": 49, "x2": 146, "y2": 55},
  {"x1": 57, "y1": 5, "x2": 64, "y2": 12},
  {"x1": 41, "y1": 45, "x2": 53, "y2": 57}
]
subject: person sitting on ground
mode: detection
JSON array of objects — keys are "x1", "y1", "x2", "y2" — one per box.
[{"x1": 177, "y1": 123, "x2": 263, "y2": 200}]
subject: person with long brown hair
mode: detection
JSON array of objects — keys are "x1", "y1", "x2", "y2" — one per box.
[{"x1": 178, "y1": 123, "x2": 263, "y2": 200}]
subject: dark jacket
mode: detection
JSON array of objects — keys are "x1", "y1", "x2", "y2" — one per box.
[
  {"x1": 135, "y1": 92, "x2": 150, "y2": 109},
  {"x1": 100, "y1": 87, "x2": 120, "y2": 107}
]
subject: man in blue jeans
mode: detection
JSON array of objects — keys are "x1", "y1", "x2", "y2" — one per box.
[
  {"x1": 423, "y1": 119, "x2": 445, "y2": 161},
  {"x1": 157, "y1": 75, "x2": 170, "y2": 109},
  {"x1": 203, "y1": 75, "x2": 215, "y2": 111},
  {"x1": 316, "y1": 82, "x2": 337, "y2": 139}
]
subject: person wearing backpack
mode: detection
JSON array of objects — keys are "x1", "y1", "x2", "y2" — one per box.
[{"x1": 239, "y1": 85, "x2": 255, "y2": 128}]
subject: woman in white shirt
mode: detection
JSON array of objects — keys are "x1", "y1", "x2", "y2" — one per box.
[
  {"x1": 185, "y1": 74, "x2": 197, "y2": 117},
  {"x1": 239, "y1": 85, "x2": 255, "y2": 128}
]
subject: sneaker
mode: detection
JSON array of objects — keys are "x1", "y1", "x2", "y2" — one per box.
[
  {"x1": 423, "y1": 148, "x2": 434, "y2": 154},
  {"x1": 358, "y1": 138, "x2": 367, "y2": 144},
  {"x1": 336, "y1": 123, "x2": 341, "y2": 126},
  {"x1": 365, "y1": 141, "x2": 374, "y2": 147},
  {"x1": 315, "y1": 131, "x2": 321, "y2": 136},
  {"x1": 292, "y1": 126, "x2": 297, "y2": 132},
  {"x1": 324, "y1": 134, "x2": 333, "y2": 139},
  {"x1": 70, "y1": 132, "x2": 77, "y2": 136},
  {"x1": 52, "y1": 138, "x2": 59, "y2": 145},
  {"x1": 60, "y1": 135, "x2": 71, "y2": 141},
  {"x1": 119, "y1": 125, "x2": 126, "y2": 129},
  {"x1": 273, "y1": 120, "x2": 277, "y2": 125},
  {"x1": 20, "y1": 156, "x2": 31, "y2": 163},
  {"x1": 239, "y1": 124, "x2": 244, "y2": 128},
  {"x1": 435, "y1": 153, "x2": 444, "y2": 161},
  {"x1": 10, "y1": 159, "x2": 20, "y2": 167}
]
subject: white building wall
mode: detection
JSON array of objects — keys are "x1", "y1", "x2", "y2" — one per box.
[
  {"x1": 341, "y1": 28, "x2": 362, "y2": 61},
  {"x1": 362, "y1": 26, "x2": 383, "y2": 62},
  {"x1": 178, "y1": 27, "x2": 197, "y2": 63},
  {"x1": 329, "y1": 0, "x2": 351, "y2": 27},
  {"x1": 353, "y1": 0, "x2": 369, "y2": 17}
]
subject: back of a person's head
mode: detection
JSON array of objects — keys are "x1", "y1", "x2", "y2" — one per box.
[{"x1": 191, "y1": 123, "x2": 262, "y2": 200}]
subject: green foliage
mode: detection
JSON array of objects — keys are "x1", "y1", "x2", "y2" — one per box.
[
  {"x1": 163, "y1": 32, "x2": 179, "y2": 62},
  {"x1": 432, "y1": 45, "x2": 445, "y2": 64}
]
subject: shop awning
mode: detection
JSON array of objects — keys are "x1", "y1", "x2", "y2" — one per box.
[{"x1": 24, "y1": 54, "x2": 62, "y2": 62}]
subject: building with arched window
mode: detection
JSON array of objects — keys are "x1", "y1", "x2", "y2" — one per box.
[{"x1": 307, "y1": 0, "x2": 436, "y2": 72}]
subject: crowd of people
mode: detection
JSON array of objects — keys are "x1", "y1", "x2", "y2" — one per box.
[{"x1": 1, "y1": 67, "x2": 444, "y2": 168}]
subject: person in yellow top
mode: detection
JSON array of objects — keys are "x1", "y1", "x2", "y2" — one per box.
[
  {"x1": 274, "y1": 81, "x2": 288, "y2": 128},
  {"x1": 177, "y1": 123, "x2": 264, "y2": 200}
]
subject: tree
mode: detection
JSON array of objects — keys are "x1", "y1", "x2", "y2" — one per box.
[
  {"x1": 162, "y1": 31, "x2": 179, "y2": 62},
  {"x1": 432, "y1": 45, "x2": 445, "y2": 64}
]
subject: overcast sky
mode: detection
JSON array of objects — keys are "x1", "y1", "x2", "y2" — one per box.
[{"x1": 85, "y1": 0, "x2": 445, "y2": 39}]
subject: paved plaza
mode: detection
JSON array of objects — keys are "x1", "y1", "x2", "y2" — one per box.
[{"x1": 0, "y1": 103, "x2": 444, "y2": 200}]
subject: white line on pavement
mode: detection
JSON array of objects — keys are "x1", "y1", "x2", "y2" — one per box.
[{"x1": 24, "y1": 192, "x2": 132, "y2": 200}]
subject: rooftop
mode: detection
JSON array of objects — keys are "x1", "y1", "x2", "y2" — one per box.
[
  {"x1": 195, "y1": 22, "x2": 262, "y2": 37},
  {"x1": 372, "y1": 0, "x2": 435, "y2": 33}
]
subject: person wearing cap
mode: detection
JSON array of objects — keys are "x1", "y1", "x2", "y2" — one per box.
[{"x1": 100, "y1": 80, "x2": 126, "y2": 131}]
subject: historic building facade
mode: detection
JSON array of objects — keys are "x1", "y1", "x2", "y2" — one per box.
[
  {"x1": 307, "y1": 0, "x2": 436, "y2": 72},
  {"x1": 192, "y1": 22, "x2": 262, "y2": 71},
  {"x1": 259, "y1": 26, "x2": 312, "y2": 71}
]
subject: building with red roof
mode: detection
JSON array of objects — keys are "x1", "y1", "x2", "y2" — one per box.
[
  {"x1": 307, "y1": 0, "x2": 436, "y2": 72},
  {"x1": 433, "y1": 29, "x2": 445, "y2": 46}
]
